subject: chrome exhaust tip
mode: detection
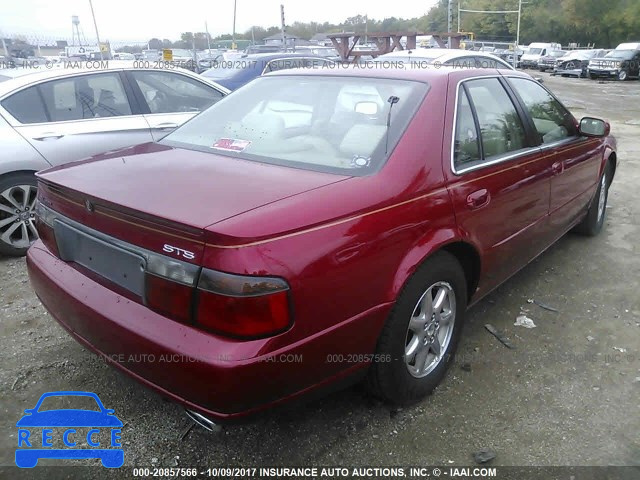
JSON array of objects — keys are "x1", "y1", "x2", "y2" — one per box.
[{"x1": 185, "y1": 409, "x2": 222, "y2": 433}]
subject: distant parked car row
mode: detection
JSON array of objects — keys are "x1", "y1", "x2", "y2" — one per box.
[{"x1": 521, "y1": 41, "x2": 640, "y2": 81}]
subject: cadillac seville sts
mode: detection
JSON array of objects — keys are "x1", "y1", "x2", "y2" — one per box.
[{"x1": 27, "y1": 67, "x2": 617, "y2": 424}]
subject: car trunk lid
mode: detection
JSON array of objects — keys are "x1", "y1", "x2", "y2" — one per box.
[{"x1": 37, "y1": 142, "x2": 348, "y2": 264}]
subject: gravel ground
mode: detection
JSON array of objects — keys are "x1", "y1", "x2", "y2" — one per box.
[{"x1": 1, "y1": 72, "x2": 639, "y2": 479}]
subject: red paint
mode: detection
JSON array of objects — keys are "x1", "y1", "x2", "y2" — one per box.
[{"x1": 28, "y1": 68, "x2": 616, "y2": 421}]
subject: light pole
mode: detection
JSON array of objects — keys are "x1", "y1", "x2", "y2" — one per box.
[
  {"x1": 88, "y1": 0, "x2": 103, "y2": 60},
  {"x1": 232, "y1": 0, "x2": 237, "y2": 50},
  {"x1": 447, "y1": 0, "x2": 453, "y2": 48},
  {"x1": 514, "y1": 0, "x2": 524, "y2": 69}
]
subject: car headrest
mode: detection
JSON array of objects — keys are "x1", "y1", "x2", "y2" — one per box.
[{"x1": 339, "y1": 124, "x2": 387, "y2": 157}]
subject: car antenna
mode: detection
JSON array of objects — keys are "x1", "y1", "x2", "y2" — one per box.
[{"x1": 385, "y1": 96, "x2": 400, "y2": 155}]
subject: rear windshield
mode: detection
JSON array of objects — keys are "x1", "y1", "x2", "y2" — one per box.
[
  {"x1": 161, "y1": 75, "x2": 429, "y2": 176},
  {"x1": 605, "y1": 50, "x2": 635, "y2": 59}
]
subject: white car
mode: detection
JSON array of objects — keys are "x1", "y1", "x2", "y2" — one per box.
[
  {"x1": 379, "y1": 48, "x2": 515, "y2": 70},
  {"x1": 0, "y1": 61, "x2": 228, "y2": 255}
]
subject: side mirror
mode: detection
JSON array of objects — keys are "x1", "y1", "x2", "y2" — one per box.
[
  {"x1": 534, "y1": 76, "x2": 544, "y2": 84},
  {"x1": 579, "y1": 117, "x2": 609, "y2": 137},
  {"x1": 354, "y1": 101, "x2": 379, "y2": 115}
]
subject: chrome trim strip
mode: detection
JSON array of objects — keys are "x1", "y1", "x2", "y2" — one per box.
[{"x1": 453, "y1": 146, "x2": 542, "y2": 175}]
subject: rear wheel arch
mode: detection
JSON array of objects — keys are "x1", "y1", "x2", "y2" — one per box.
[
  {"x1": 441, "y1": 241, "x2": 481, "y2": 303},
  {"x1": 389, "y1": 234, "x2": 481, "y2": 306}
]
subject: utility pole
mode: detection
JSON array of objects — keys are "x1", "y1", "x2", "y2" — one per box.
[
  {"x1": 280, "y1": 4, "x2": 287, "y2": 52},
  {"x1": 232, "y1": 0, "x2": 237, "y2": 50},
  {"x1": 458, "y1": 0, "x2": 461, "y2": 34},
  {"x1": 447, "y1": 0, "x2": 453, "y2": 48},
  {"x1": 365, "y1": 14, "x2": 368, "y2": 44},
  {"x1": 205, "y1": 21, "x2": 211, "y2": 52},
  {"x1": 1, "y1": 36, "x2": 8, "y2": 57},
  {"x1": 88, "y1": 0, "x2": 103, "y2": 60},
  {"x1": 514, "y1": 0, "x2": 523, "y2": 68}
]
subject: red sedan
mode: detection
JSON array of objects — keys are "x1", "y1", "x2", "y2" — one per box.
[{"x1": 27, "y1": 67, "x2": 617, "y2": 425}]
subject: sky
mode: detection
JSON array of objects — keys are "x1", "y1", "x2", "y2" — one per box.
[{"x1": 1, "y1": 0, "x2": 440, "y2": 44}]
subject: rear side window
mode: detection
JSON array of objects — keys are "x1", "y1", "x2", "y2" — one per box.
[
  {"x1": 37, "y1": 73, "x2": 132, "y2": 121},
  {"x1": 1, "y1": 87, "x2": 48, "y2": 124},
  {"x1": 464, "y1": 78, "x2": 526, "y2": 159},
  {"x1": 508, "y1": 77, "x2": 576, "y2": 144},
  {"x1": 453, "y1": 89, "x2": 480, "y2": 166}
]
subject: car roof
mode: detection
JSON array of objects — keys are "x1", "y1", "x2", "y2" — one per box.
[
  {"x1": 236, "y1": 52, "x2": 328, "y2": 61},
  {"x1": 264, "y1": 64, "x2": 531, "y2": 83},
  {"x1": 379, "y1": 48, "x2": 512, "y2": 69},
  {"x1": 0, "y1": 60, "x2": 229, "y2": 96},
  {"x1": 380, "y1": 48, "x2": 506, "y2": 61}
]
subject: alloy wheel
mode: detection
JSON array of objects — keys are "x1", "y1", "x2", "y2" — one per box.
[
  {"x1": 0, "y1": 184, "x2": 39, "y2": 250},
  {"x1": 404, "y1": 281, "x2": 456, "y2": 378}
]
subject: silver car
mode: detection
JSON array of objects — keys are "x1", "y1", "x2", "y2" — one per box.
[{"x1": 0, "y1": 61, "x2": 228, "y2": 255}]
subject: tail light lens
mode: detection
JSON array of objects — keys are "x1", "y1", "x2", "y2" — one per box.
[
  {"x1": 144, "y1": 273, "x2": 193, "y2": 323},
  {"x1": 196, "y1": 269, "x2": 292, "y2": 338},
  {"x1": 144, "y1": 255, "x2": 199, "y2": 324},
  {"x1": 34, "y1": 201, "x2": 60, "y2": 257}
]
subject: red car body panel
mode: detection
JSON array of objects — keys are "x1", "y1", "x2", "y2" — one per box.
[{"x1": 27, "y1": 67, "x2": 617, "y2": 421}]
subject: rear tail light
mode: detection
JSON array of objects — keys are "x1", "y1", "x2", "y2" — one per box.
[
  {"x1": 34, "y1": 201, "x2": 60, "y2": 257},
  {"x1": 144, "y1": 255, "x2": 200, "y2": 324},
  {"x1": 144, "y1": 273, "x2": 193, "y2": 323},
  {"x1": 196, "y1": 269, "x2": 292, "y2": 338}
]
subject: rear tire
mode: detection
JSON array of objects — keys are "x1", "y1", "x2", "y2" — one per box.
[
  {"x1": 573, "y1": 163, "x2": 611, "y2": 236},
  {"x1": 367, "y1": 251, "x2": 467, "y2": 405},
  {"x1": 0, "y1": 172, "x2": 39, "y2": 257}
]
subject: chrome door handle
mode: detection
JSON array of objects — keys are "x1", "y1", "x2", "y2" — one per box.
[
  {"x1": 155, "y1": 123, "x2": 179, "y2": 129},
  {"x1": 33, "y1": 133, "x2": 64, "y2": 141},
  {"x1": 466, "y1": 189, "x2": 490, "y2": 210}
]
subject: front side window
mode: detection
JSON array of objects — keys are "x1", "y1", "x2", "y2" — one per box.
[
  {"x1": 463, "y1": 78, "x2": 526, "y2": 160},
  {"x1": 130, "y1": 71, "x2": 223, "y2": 114},
  {"x1": 508, "y1": 77, "x2": 576, "y2": 144},
  {"x1": 161, "y1": 76, "x2": 428, "y2": 175}
]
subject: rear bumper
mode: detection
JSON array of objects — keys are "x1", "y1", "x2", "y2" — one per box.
[{"x1": 27, "y1": 241, "x2": 389, "y2": 422}]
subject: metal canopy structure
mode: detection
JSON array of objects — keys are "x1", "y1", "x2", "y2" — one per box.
[{"x1": 327, "y1": 32, "x2": 468, "y2": 62}]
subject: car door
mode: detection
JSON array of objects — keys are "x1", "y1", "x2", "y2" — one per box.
[
  {"x1": 0, "y1": 71, "x2": 153, "y2": 167},
  {"x1": 506, "y1": 76, "x2": 602, "y2": 232},
  {"x1": 443, "y1": 74, "x2": 552, "y2": 297},
  {"x1": 126, "y1": 70, "x2": 225, "y2": 141}
]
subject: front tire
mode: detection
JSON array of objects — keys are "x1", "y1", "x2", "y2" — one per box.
[
  {"x1": 367, "y1": 251, "x2": 467, "y2": 404},
  {"x1": 0, "y1": 172, "x2": 39, "y2": 256},
  {"x1": 618, "y1": 69, "x2": 628, "y2": 81},
  {"x1": 573, "y1": 163, "x2": 611, "y2": 236}
]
